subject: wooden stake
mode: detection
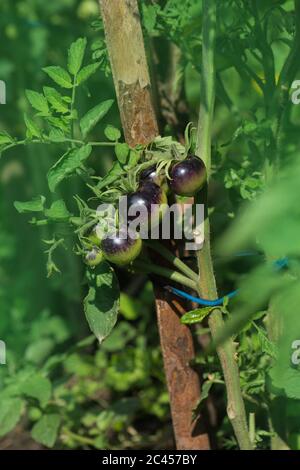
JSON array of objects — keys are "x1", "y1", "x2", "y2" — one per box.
[{"x1": 99, "y1": 0, "x2": 210, "y2": 450}]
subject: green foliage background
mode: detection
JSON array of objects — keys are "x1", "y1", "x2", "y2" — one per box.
[{"x1": 0, "y1": 0, "x2": 300, "y2": 450}]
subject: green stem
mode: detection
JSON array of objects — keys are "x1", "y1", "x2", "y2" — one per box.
[
  {"x1": 145, "y1": 241, "x2": 199, "y2": 283},
  {"x1": 133, "y1": 259, "x2": 197, "y2": 291},
  {"x1": 195, "y1": 0, "x2": 252, "y2": 450},
  {"x1": 63, "y1": 429, "x2": 95, "y2": 447},
  {"x1": 70, "y1": 76, "x2": 77, "y2": 143},
  {"x1": 1, "y1": 139, "x2": 115, "y2": 157}
]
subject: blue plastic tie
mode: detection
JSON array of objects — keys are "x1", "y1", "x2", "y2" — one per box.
[{"x1": 167, "y1": 255, "x2": 289, "y2": 306}]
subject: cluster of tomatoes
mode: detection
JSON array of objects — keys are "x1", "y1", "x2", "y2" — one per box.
[{"x1": 83, "y1": 155, "x2": 207, "y2": 267}]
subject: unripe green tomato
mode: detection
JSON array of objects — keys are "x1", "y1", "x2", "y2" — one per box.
[
  {"x1": 85, "y1": 247, "x2": 104, "y2": 267},
  {"x1": 83, "y1": 226, "x2": 101, "y2": 248},
  {"x1": 101, "y1": 232, "x2": 142, "y2": 266}
]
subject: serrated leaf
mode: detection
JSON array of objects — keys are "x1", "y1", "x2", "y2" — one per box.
[
  {"x1": 24, "y1": 113, "x2": 42, "y2": 138},
  {"x1": 68, "y1": 37, "x2": 87, "y2": 75},
  {"x1": 31, "y1": 414, "x2": 61, "y2": 448},
  {"x1": 44, "y1": 200, "x2": 71, "y2": 221},
  {"x1": 48, "y1": 128, "x2": 65, "y2": 142},
  {"x1": 115, "y1": 143, "x2": 129, "y2": 164},
  {"x1": 97, "y1": 161, "x2": 123, "y2": 190},
  {"x1": 22, "y1": 375, "x2": 52, "y2": 407},
  {"x1": 46, "y1": 116, "x2": 69, "y2": 133},
  {"x1": 43, "y1": 66, "x2": 73, "y2": 89},
  {"x1": 84, "y1": 263, "x2": 120, "y2": 343},
  {"x1": 104, "y1": 125, "x2": 121, "y2": 141},
  {"x1": 252, "y1": 322, "x2": 277, "y2": 359},
  {"x1": 80, "y1": 100, "x2": 113, "y2": 139},
  {"x1": 0, "y1": 398, "x2": 23, "y2": 437},
  {"x1": 199, "y1": 380, "x2": 214, "y2": 405},
  {"x1": 26, "y1": 90, "x2": 49, "y2": 115},
  {"x1": 181, "y1": 307, "x2": 214, "y2": 324},
  {"x1": 77, "y1": 62, "x2": 100, "y2": 85},
  {"x1": 47, "y1": 145, "x2": 92, "y2": 192},
  {"x1": 0, "y1": 132, "x2": 14, "y2": 145},
  {"x1": 14, "y1": 196, "x2": 45, "y2": 213},
  {"x1": 43, "y1": 87, "x2": 69, "y2": 114}
]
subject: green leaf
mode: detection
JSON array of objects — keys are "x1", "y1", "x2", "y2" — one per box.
[
  {"x1": 44, "y1": 200, "x2": 71, "y2": 221},
  {"x1": 80, "y1": 100, "x2": 113, "y2": 139},
  {"x1": 77, "y1": 62, "x2": 100, "y2": 85},
  {"x1": 181, "y1": 307, "x2": 214, "y2": 324},
  {"x1": 24, "y1": 113, "x2": 42, "y2": 139},
  {"x1": 22, "y1": 375, "x2": 52, "y2": 407},
  {"x1": 104, "y1": 125, "x2": 121, "y2": 141},
  {"x1": 115, "y1": 143, "x2": 129, "y2": 164},
  {"x1": 142, "y1": 4, "x2": 158, "y2": 32},
  {"x1": 97, "y1": 161, "x2": 123, "y2": 190},
  {"x1": 43, "y1": 66, "x2": 73, "y2": 89},
  {"x1": 47, "y1": 145, "x2": 92, "y2": 192},
  {"x1": 252, "y1": 322, "x2": 277, "y2": 359},
  {"x1": 14, "y1": 195, "x2": 46, "y2": 213},
  {"x1": 68, "y1": 37, "x2": 87, "y2": 76},
  {"x1": 199, "y1": 380, "x2": 214, "y2": 405},
  {"x1": 84, "y1": 263, "x2": 120, "y2": 343},
  {"x1": 46, "y1": 116, "x2": 69, "y2": 133},
  {"x1": 31, "y1": 414, "x2": 61, "y2": 448},
  {"x1": 26, "y1": 90, "x2": 49, "y2": 115},
  {"x1": 0, "y1": 398, "x2": 23, "y2": 437},
  {"x1": 48, "y1": 128, "x2": 65, "y2": 142},
  {"x1": 0, "y1": 132, "x2": 13, "y2": 145},
  {"x1": 43, "y1": 87, "x2": 69, "y2": 114}
]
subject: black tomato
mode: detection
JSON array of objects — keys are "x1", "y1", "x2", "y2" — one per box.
[
  {"x1": 126, "y1": 182, "x2": 168, "y2": 227},
  {"x1": 168, "y1": 155, "x2": 207, "y2": 196},
  {"x1": 139, "y1": 165, "x2": 161, "y2": 185}
]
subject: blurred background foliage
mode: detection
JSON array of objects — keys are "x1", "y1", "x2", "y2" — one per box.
[{"x1": 0, "y1": 0, "x2": 300, "y2": 450}]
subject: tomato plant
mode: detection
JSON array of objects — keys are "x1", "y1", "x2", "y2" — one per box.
[{"x1": 0, "y1": 0, "x2": 300, "y2": 453}]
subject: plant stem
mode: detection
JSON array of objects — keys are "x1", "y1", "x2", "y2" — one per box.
[
  {"x1": 1, "y1": 138, "x2": 115, "y2": 157},
  {"x1": 145, "y1": 241, "x2": 199, "y2": 283},
  {"x1": 133, "y1": 259, "x2": 197, "y2": 291},
  {"x1": 195, "y1": 0, "x2": 252, "y2": 450},
  {"x1": 70, "y1": 76, "x2": 77, "y2": 143}
]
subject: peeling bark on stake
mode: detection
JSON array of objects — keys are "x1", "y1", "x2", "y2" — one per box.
[
  {"x1": 99, "y1": 0, "x2": 210, "y2": 450},
  {"x1": 99, "y1": 0, "x2": 158, "y2": 147}
]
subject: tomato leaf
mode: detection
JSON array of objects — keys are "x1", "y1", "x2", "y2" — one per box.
[
  {"x1": 47, "y1": 145, "x2": 92, "y2": 192},
  {"x1": 80, "y1": 100, "x2": 113, "y2": 139},
  {"x1": 104, "y1": 125, "x2": 121, "y2": 141},
  {"x1": 77, "y1": 62, "x2": 100, "y2": 85},
  {"x1": 14, "y1": 195, "x2": 46, "y2": 213},
  {"x1": 84, "y1": 263, "x2": 120, "y2": 343},
  {"x1": 22, "y1": 374, "x2": 52, "y2": 407},
  {"x1": 67, "y1": 37, "x2": 87, "y2": 76},
  {"x1": 25, "y1": 90, "x2": 49, "y2": 116},
  {"x1": 24, "y1": 113, "x2": 42, "y2": 139},
  {"x1": 43, "y1": 87, "x2": 69, "y2": 114},
  {"x1": 44, "y1": 200, "x2": 71, "y2": 221},
  {"x1": 31, "y1": 414, "x2": 61, "y2": 448},
  {"x1": 0, "y1": 398, "x2": 23, "y2": 437},
  {"x1": 181, "y1": 307, "x2": 214, "y2": 324},
  {"x1": 43, "y1": 66, "x2": 73, "y2": 89}
]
